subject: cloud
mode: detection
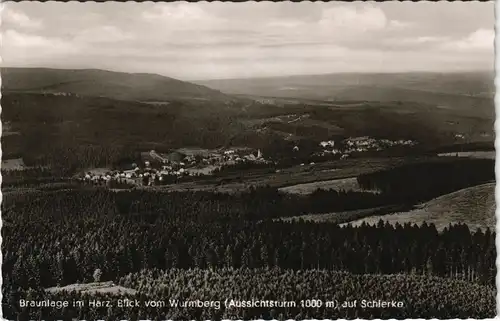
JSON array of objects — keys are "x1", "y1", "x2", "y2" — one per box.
[
  {"x1": 388, "y1": 20, "x2": 412, "y2": 29},
  {"x1": 1, "y1": 2, "x2": 494, "y2": 79},
  {"x1": 319, "y1": 5, "x2": 388, "y2": 32},
  {"x1": 3, "y1": 7, "x2": 43, "y2": 29},
  {"x1": 4, "y1": 29, "x2": 55, "y2": 48},
  {"x1": 143, "y1": 3, "x2": 206, "y2": 20},
  {"x1": 401, "y1": 36, "x2": 448, "y2": 45},
  {"x1": 141, "y1": 3, "x2": 225, "y2": 31},
  {"x1": 440, "y1": 29, "x2": 494, "y2": 51},
  {"x1": 74, "y1": 26, "x2": 134, "y2": 44},
  {"x1": 2, "y1": 30, "x2": 79, "y2": 64}
]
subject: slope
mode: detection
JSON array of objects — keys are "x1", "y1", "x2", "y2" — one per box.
[
  {"x1": 2, "y1": 67, "x2": 234, "y2": 103},
  {"x1": 1, "y1": 92, "x2": 244, "y2": 171},
  {"x1": 346, "y1": 182, "x2": 495, "y2": 231}
]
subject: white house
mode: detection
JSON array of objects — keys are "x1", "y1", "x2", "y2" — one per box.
[{"x1": 320, "y1": 140, "x2": 335, "y2": 148}]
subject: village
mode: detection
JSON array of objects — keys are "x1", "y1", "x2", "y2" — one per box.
[
  {"x1": 78, "y1": 136, "x2": 419, "y2": 187},
  {"x1": 313, "y1": 137, "x2": 417, "y2": 159},
  {"x1": 79, "y1": 147, "x2": 270, "y2": 186}
]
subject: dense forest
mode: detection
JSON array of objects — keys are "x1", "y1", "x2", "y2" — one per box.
[
  {"x1": 9, "y1": 269, "x2": 495, "y2": 320},
  {"x1": 357, "y1": 158, "x2": 494, "y2": 202},
  {"x1": 2, "y1": 93, "x2": 243, "y2": 173},
  {"x1": 2, "y1": 147, "x2": 495, "y2": 320},
  {"x1": 3, "y1": 187, "x2": 495, "y2": 320}
]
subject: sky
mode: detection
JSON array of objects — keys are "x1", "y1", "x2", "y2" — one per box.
[{"x1": 1, "y1": 2, "x2": 495, "y2": 80}]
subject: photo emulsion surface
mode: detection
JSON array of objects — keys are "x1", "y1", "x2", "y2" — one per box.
[{"x1": 1, "y1": 1, "x2": 496, "y2": 320}]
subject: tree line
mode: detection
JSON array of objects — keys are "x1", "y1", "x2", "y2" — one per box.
[
  {"x1": 3, "y1": 188, "x2": 494, "y2": 298},
  {"x1": 357, "y1": 158, "x2": 494, "y2": 203}
]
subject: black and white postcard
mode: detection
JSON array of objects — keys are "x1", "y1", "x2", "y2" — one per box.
[{"x1": 1, "y1": 1, "x2": 496, "y2": 320}]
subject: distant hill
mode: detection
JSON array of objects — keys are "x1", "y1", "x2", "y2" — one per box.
[
  {"x1": 2, "y1": 67, "x2": 234, "y2": 103},
  {"x1": 2, "y1": 90, "x2": 493, "y2": 170},
  {"x1": 346, "y1": 182, "x2": 495, "y2": 231},
  {"x1": 2, "y1": 68, "x2": 494, "y2": 173},
  {"x1": 197, "y1": 72, "x2": 495, "y2": 118}
]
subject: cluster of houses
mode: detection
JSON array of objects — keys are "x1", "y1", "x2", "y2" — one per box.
[
  {"x1": 312, "y1": 137, "x2": 417, "y2": 159},
  {"x1": 46, "y1": 92, "x2": 80, "y2": 97},
  {"x1": 78, "y1": 136, "x2": 421, "y2": 187},
  {"x1": 255, "y1": 98, "x2": 278, "y2": 105},
  {"x1": 79, "y1": 148, "x2": 270, "y2": 187},
  {"x1": 343, "y1": 136, "x2": 416, "y2": 152},
  {"x1": 80, "y1": 166, "x2": 204, "y2": 187}
]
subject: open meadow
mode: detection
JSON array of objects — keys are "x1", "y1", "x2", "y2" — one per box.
[{"x1": 346, "y1": 183, "x2": 495, "y2": 231}]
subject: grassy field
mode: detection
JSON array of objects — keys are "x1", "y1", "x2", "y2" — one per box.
[
  {"x1": 276, "y1": 205, "x2": 410, "y2": 224},
  {"x1": 278, "y1": 177, "x2": 380, "y2": 194},
  {"x1": 2, "y1": 158, "x2": 27, "y2": 170},
  {"x1": 46, "y1": 281, "x2": 137, "y2": 296},
  {"x1": 137, "y1": 155, "x2": 480, "y2": 194},
  {"x1": 147, "y1": 157, "x2": 414, "y2": 193},
  {"x1": 438, "y1": 151, "x2": 495, "y2": 159},
  {"x1": 345, "y1": 182, "x2": 495, "y2": 231}
]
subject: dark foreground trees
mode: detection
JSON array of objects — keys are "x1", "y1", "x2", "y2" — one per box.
[
  {"x1": 3, "y1": 189, "x2": 495, "y2": 290},
  {"x1": 3, "y1": 187, "x2": 495, "y2": 319},
  {"x1": 357, "y1": 158, "x2": 494, "y2": 202},
  {"x1": 6, "y1": 269, "x2": 495, "y2": 320}
]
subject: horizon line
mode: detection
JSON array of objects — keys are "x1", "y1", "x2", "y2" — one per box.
[{"x1": 1, "y1": 65, "x2": 494, "y2": 82}]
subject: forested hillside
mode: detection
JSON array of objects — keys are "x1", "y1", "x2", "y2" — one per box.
[
  {"x1": 3, "y1": 186, "x2": 495, "y2": 319},
  {"x1": 3, "y1": 188, "x2": 495, "y2": 287},
  {"x1": 2, "y1": 67, "x2": 233, "y2": 102}
]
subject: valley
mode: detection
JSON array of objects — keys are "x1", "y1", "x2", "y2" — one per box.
[
  {"x1": 2, "y1": 2, "x2": 496, "y2": 319},
  {"x1": 2, "y1": 67, "x2": 496, "y2": 320},
  {"x1": 2, "y1": 67, "x2": 495, "y2": 230}
]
